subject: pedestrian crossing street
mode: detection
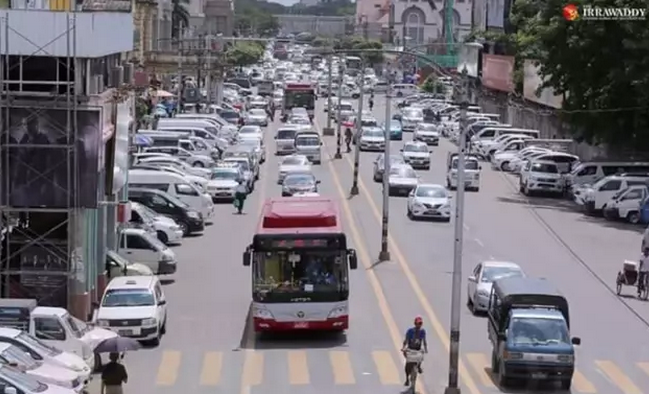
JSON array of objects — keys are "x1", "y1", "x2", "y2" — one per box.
[{"x1": 147, "y1": 348, "x2": 649, "y2": 393}]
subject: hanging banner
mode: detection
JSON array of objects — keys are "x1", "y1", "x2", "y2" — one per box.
[
  {"x1": 523, "y1": 60, "x2": 563, "y2": 109},
  {"x1": 111, "y1": 98, "x2": 133, "y2": 193},
  {"x1": 472, "y1": 0, "x2": 487, "y2": 31},
  {"x1": 481, "y1": 54, "x2": 514, "y2": 92},
  {"x1": 457, "y1": 44, "x2": 480, "y2": 78}
]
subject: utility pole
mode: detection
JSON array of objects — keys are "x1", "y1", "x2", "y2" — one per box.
[
  {"x1": 176, "y1": 22, "x2": 184, "y2": 113},
  {"x1": 323, "y1": 55, "x2": 334, "y2": 136},
  {"x1": 378, "y1": 83, "x2": 392, "y2": 262},
  {"x1": 350, "y1": 64, "x2": 365, "y2": 196},
  {"x1": 335, "y1": 62, "x2": 344, "y2": 159},
  {"x1": 205, "y1": 35, "x2": 212, "y2": 108},
  {"x1": 444, "y1": 66, "x2": 469, "y2": 394}
]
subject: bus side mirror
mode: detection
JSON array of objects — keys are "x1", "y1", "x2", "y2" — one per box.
[
  {"x1": 243, "y1": 246, "x2": 252, "y2": 266},
  {"x1": 347, "y1": 249, "x2": 358, "y2": 270}
]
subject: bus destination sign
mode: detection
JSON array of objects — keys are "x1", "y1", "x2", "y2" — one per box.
[{"x1": 269, "y1": 239, "x2": 330, "y2": 248}]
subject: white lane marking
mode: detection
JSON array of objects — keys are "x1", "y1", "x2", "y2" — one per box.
[
  {"x1": 473, "y1": 238, "x2": 484, "y2": 247},
  {"x1": 463, "y1": 223, "x2": 470, "y2": 231}
]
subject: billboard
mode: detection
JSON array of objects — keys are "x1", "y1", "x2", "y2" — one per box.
[
  {"x1": 457, "y1": 44, "x2": 480, "y2": 78},
  {"x1": 523, "y1": 60, "x2": 563, "y2": 109},
  {"x1": 1, "y1": 107, "x2": 102, "y2": 208},
  {"x1": 482, "y1": 54, "x2": 514, "y2": 92}
]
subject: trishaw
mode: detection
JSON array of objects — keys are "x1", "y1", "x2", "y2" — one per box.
[{"x1": 616, "y1": 260, "x2": 648, "y2": 299}]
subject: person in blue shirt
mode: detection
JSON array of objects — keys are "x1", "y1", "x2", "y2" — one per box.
[{"x1": 402, "y1": 316, "x2": 427, "y2": 386}]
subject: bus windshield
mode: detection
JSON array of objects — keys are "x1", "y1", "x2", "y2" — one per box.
[
  {"x1": 253, "y1": 250, "x2": 349, "y2": 302},
  {"x1": 285, "y1": 91, "x2": 315, "y2": 110}
]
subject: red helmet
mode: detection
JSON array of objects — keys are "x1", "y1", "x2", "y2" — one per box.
[{"x1": 414, "y1": 316, "x2": 423, "y2": 325}]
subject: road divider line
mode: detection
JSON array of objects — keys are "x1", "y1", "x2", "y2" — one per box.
[
  {"x1": 636, "y1": 361, "x2": 649, "y2": 376},
  {"x1": 241, "y1": 351, "x2": 264, "y2": 387},
  {"x1": 572, "y1": 370, "x2": 597, "y2": 393},
  {"x1": 322, "y1": 127, "x2": 430, "y2": 394},
  {"x1": 155, "y1": 350, "x2": 181, "y2": 386},
  {"x1": 288, "y1": 350, "x2": 310, "y2": 385},
  {"x1": 464, "y1": 353, "x2": 495, "y2": 388},
  {"x1": 329, "y1": 351, "x2": 356, "y2": 385},
  {"x1": 372, "y1": 350, "x2": 402, "y2": 385},
  {"x1": 320, "y1": 123, "x2": 482, "y2": 394},
  {"x1": 473, "y1": 238, "x2": 484, "y2": 247},
  {"x1": 595, "y1": 360, "x2": 641, "y2": 394},
  {"x1": 199, "y1": 351, "x2": 223, "y2": 386}
]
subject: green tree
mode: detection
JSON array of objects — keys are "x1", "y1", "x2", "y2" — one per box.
[
  {"x1": 334, "y1": 38, "x2": 384, "y2": 65},
  {"x1": 225, "y1": 42, "x2": 264, "y2": 67},
  {"x1": 171, "y1": 0, "x2": 189, "y2": 38},
  {"x1": 512, "y1": 0, "x2": 649, "y2": 148},
  {"x1": 421, "y1": 76, "x2": 446, "y2": 94}
]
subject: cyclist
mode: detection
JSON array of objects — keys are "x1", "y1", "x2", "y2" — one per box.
[
  {"x1": 402, "y1": 316, "x2": 427, "y2": 386},
  {"x1": 639, "y1": 248, "x2": 649, "y2": 296}
]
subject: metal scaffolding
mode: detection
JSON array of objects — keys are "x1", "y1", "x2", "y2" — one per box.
[{"x1": 0, "y1": 8, "x2": 80, "y2": 308}]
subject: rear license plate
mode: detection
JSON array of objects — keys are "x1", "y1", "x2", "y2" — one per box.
[
  {"x1": 293, "y1": 322, "x2": 309, "y2": 329},
  {"x1": 119, "y1": 329, "x2": 133, "y2": 336},
  {"x1": 531, "y1": 372, "x2": 547, "y2": 379}
]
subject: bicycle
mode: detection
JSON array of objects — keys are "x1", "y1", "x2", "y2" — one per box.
[{"x1": 404, "y1": 349, "x2": 424, "y2": 393}]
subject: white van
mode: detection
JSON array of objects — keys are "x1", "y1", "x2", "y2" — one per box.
[
  {"x1": 128, "y1": 169, "x2": 214, "y2": 221},
  {"x1": 533, "y1": 152, "x2": 580, "y2": 173},
  {"x1": 158, "y1": 119, "x2": 220, "y2": 136},
  {"x1": 582, "y1": 175, "x2": 649, "y2": 213},
  {"x1": 446, "y1": 153, "x2": 481, "y2": 191},
  {"x1": 274, "y1": 126, "x2": 298, "y2": 155},
  {"x1": 118, "y1": 228, "x2": 178, "y2": 275},
  {"x1": 391, "y1": 84, "x2": 420, "y2": 97},
  {"x1": 294, "y1": 131, "x2": 322, "y2": 164},
  {"x1": 566, "y1": 161, "x2": 649, "y2": 188},
  {"x1": 471, "y1": 127, "x2": 540, "y2": 144},
  {"x1": 603, "y1": 185, "x2": 648, "y2": 224}
]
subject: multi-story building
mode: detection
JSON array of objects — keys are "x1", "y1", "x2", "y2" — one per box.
[{"x1": 0, "y1": 0, "x2": 134, "y2": 319}]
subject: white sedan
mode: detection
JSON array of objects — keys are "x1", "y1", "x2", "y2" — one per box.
[
  {"x1": 407, "y1": 184, "x2": 452, "y2": 221},
  {"x1": 278, "y1": 155, "x2": 312, "y2": 184},
  {"x1": 467, "y1": 261, "x2": 525, "y2": 314},
  {"x1": 238, "y1": 125, "x2": 263, "y2": 140}
]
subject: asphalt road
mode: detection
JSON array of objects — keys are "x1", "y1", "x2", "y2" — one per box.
[{"x1": 97, "y1": 96, "x2": 649, "y2": 394}]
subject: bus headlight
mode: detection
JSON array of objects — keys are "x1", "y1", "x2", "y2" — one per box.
[
  {"x1": 327, "y1": 306, "x2": 347, "y2": 319},
  {"x1": 253, "y1": 306, "x2": 274, "y2": 320}
]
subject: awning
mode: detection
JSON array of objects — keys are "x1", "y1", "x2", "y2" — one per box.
[{"x1": 134, "y1": 134, "x2": 153, "y2": 147}]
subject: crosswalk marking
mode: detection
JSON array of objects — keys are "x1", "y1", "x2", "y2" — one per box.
[
  {"x1": 572, "y1": 370, "x2": 597, "y2": 393},
  {"x1": 330, "y1": 350, "x2": 355, "y2": 385},
  {"x1": 199, "y1": 352, "x2": 222, "y2": 386},
  {"x1": 156, "y1": 351, "x2": 181, "y2": 386},
  {"x1": 636, "y1": 361, "x2": 649, "y2": 377},
  {"x1": 241, "y1": 351, "x2": 264, "y2": 386},
  {"x1": 288, "y1": 350, "x2": 310, "y2": 385},
  {"x1": 595, "y1": 360, "x2": 642, "y2": 394},
  {"x1": 372, "y1": 351, "x2": 400, "y2": 385},
  {"x1": 465, "y1": 353, "x2": 495, "y2": 388}
]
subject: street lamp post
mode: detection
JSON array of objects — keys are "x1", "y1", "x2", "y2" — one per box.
[
  {"x1": 335, "y1": 63, "x2": 344, "y2": 159},
  {"x1": 444, "y1": 42, "x2": 482, "y2": 394},
  {"x1": 378, "y1": 84, "x2": 392, "y2": 262},
  {"x1": 350, "y1": 65, "x2": 365, "y2": 196},
  {"x1": 323, "y1": 55, "x2": 334, "y2": 135}
]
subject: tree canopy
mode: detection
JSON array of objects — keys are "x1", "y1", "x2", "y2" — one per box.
[
  {"x1": 508, "y1": 0, "x2": 649, "y2": 148},
  {"x1": 234, "y1": 0, "x2": 354, "y2": 18},
  {"x1": 312, "y1": 37, "x2": 384, "y2": 66},
  {"x1": 421, "y1": 76, "x2": 446, "y2": 94},
  {"x1": 224, "y1": 42, "x2": 265, "y2": 67}
]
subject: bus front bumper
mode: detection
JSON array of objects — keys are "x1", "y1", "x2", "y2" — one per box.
[{"x1": 253, "y1": 316, "x2": 348, "y2": 331}]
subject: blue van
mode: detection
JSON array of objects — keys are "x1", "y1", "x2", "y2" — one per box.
[{"x1": 487, "y1": 277, "x2": 581, "y2": 390}]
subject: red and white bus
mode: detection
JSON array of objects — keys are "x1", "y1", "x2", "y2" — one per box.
[
  {"x1": 282, "y1": 83, "x2": 316, "y2": 121},
  {"x1": 243, "y1": 197, "x2": 358, "y2": 331}
]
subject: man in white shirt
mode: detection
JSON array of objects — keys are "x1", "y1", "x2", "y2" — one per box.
[{"x1": 638, "y1": 248, "x2": 649, "y2": 296}]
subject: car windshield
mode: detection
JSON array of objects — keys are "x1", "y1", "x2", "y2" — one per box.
[
  {"x1": 531, "y1": 163, "x2": 559, "y2": 173},
  {"x1": 212, "y1": 170, "x2": 239, "y2": 180},
  {"x1": 102, "y1": 289, "x2": 155, "y2": 307},
  {"x1": 221, "y1": 111, "x2": 239, "y2": 119},
  {"x1": 415, "y1": 187, "x2": 446, "y2": 198},
  {"x1": 17, "y1": 333, "x2": 61, "y2": 356},
  {"x1": 249, "y1": 109, "x2": 266, "y2": 116},
  {"x1": 1, "y1": 366, "x2": 47, "y2": 392},
  {"x1": 363, "y1": 129, "x2": 384, "y2": 138},
  {"x1": 285, "y1": 174, "x2": 315, "y2": 186},
  {"x1": 276, "y1": 129, "x2": 297, "y2": 139},
  {"x1": 390, "y1": 120, "x2": 401, "y2": 128},
  {"x1": 509, "y1": 317, "x2": 570, "y2": 346},
  {"x1": 404, "y1": 109, "x2": 423, "y2": 117},
  {"x1": 162, "y1": 192, "x2": 189, "y2": 208},
  {"x1": 391, "y1": 167, "x2": 416, "y2": 178},
  {"x1": 65, "y1": 314, "x2": 89, "y2": 338},
  {"x1": 405, "y1": 144, "x2": 427, "y2": 153},
  {"x1": 481, "y1": 266, "x2": 522, "y2": 283},
  {"x1": 239, "y1": 126, "x2": 259, "y2": 134},
  {"x1": 451, "y1": 159, "x2": 479, "y2": 170},
  {"x1": 292, "y1": 108, "x2": 308, "y2": 116},
  {"x1": 225, "y1": 159, "x2": 250, "y2": 172},
  {"x1": 2, "y1": 344, "x2": 39, "y2": 369},
  {"x1": 296, "y1": 136, "x2": 320, "y2": 146},
  {"x1": 282, "y1": 156, "x2": 306, "y2": 166},
  {"x1": 290, "y1": 117, "x2": 310, "y2": 125}
]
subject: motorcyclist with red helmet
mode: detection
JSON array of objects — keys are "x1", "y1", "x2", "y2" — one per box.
[{"x1": 402, "y1": 316, "x2": 427, "y2": 386}]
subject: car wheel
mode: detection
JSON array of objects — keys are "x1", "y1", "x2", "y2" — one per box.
[
  {"x1": 500, "y1": 161, "x2": 510, "y2": 171},
  {"x1": 407, "y1": 206, "x2": 413, "y2": 219},
  {"x1": 628, "y1": 211, "x2": 641, "y2": 224},
  {"x1": 193, "y1": 162, "x2": 205, "y2": 168},
  {"x1": 467, "y1": 296, "x2": 475, "y2": 314},
  {"x1": 179, "y1": 221, "x2": 190, "y2": 236},
  {"x1": 160, "y1": 317, "x2": 167, "y2": 334},
  {"x1": 156, "y1": 231, "x2": 169, "y2": 245},
  {"x1": 373, "y1": 173, "x2": 381, "y2": 182}
]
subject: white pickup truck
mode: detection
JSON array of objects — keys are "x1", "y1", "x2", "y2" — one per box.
[{"x1": 0, "y1": 299, "x2": 117, "y2": 371}]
